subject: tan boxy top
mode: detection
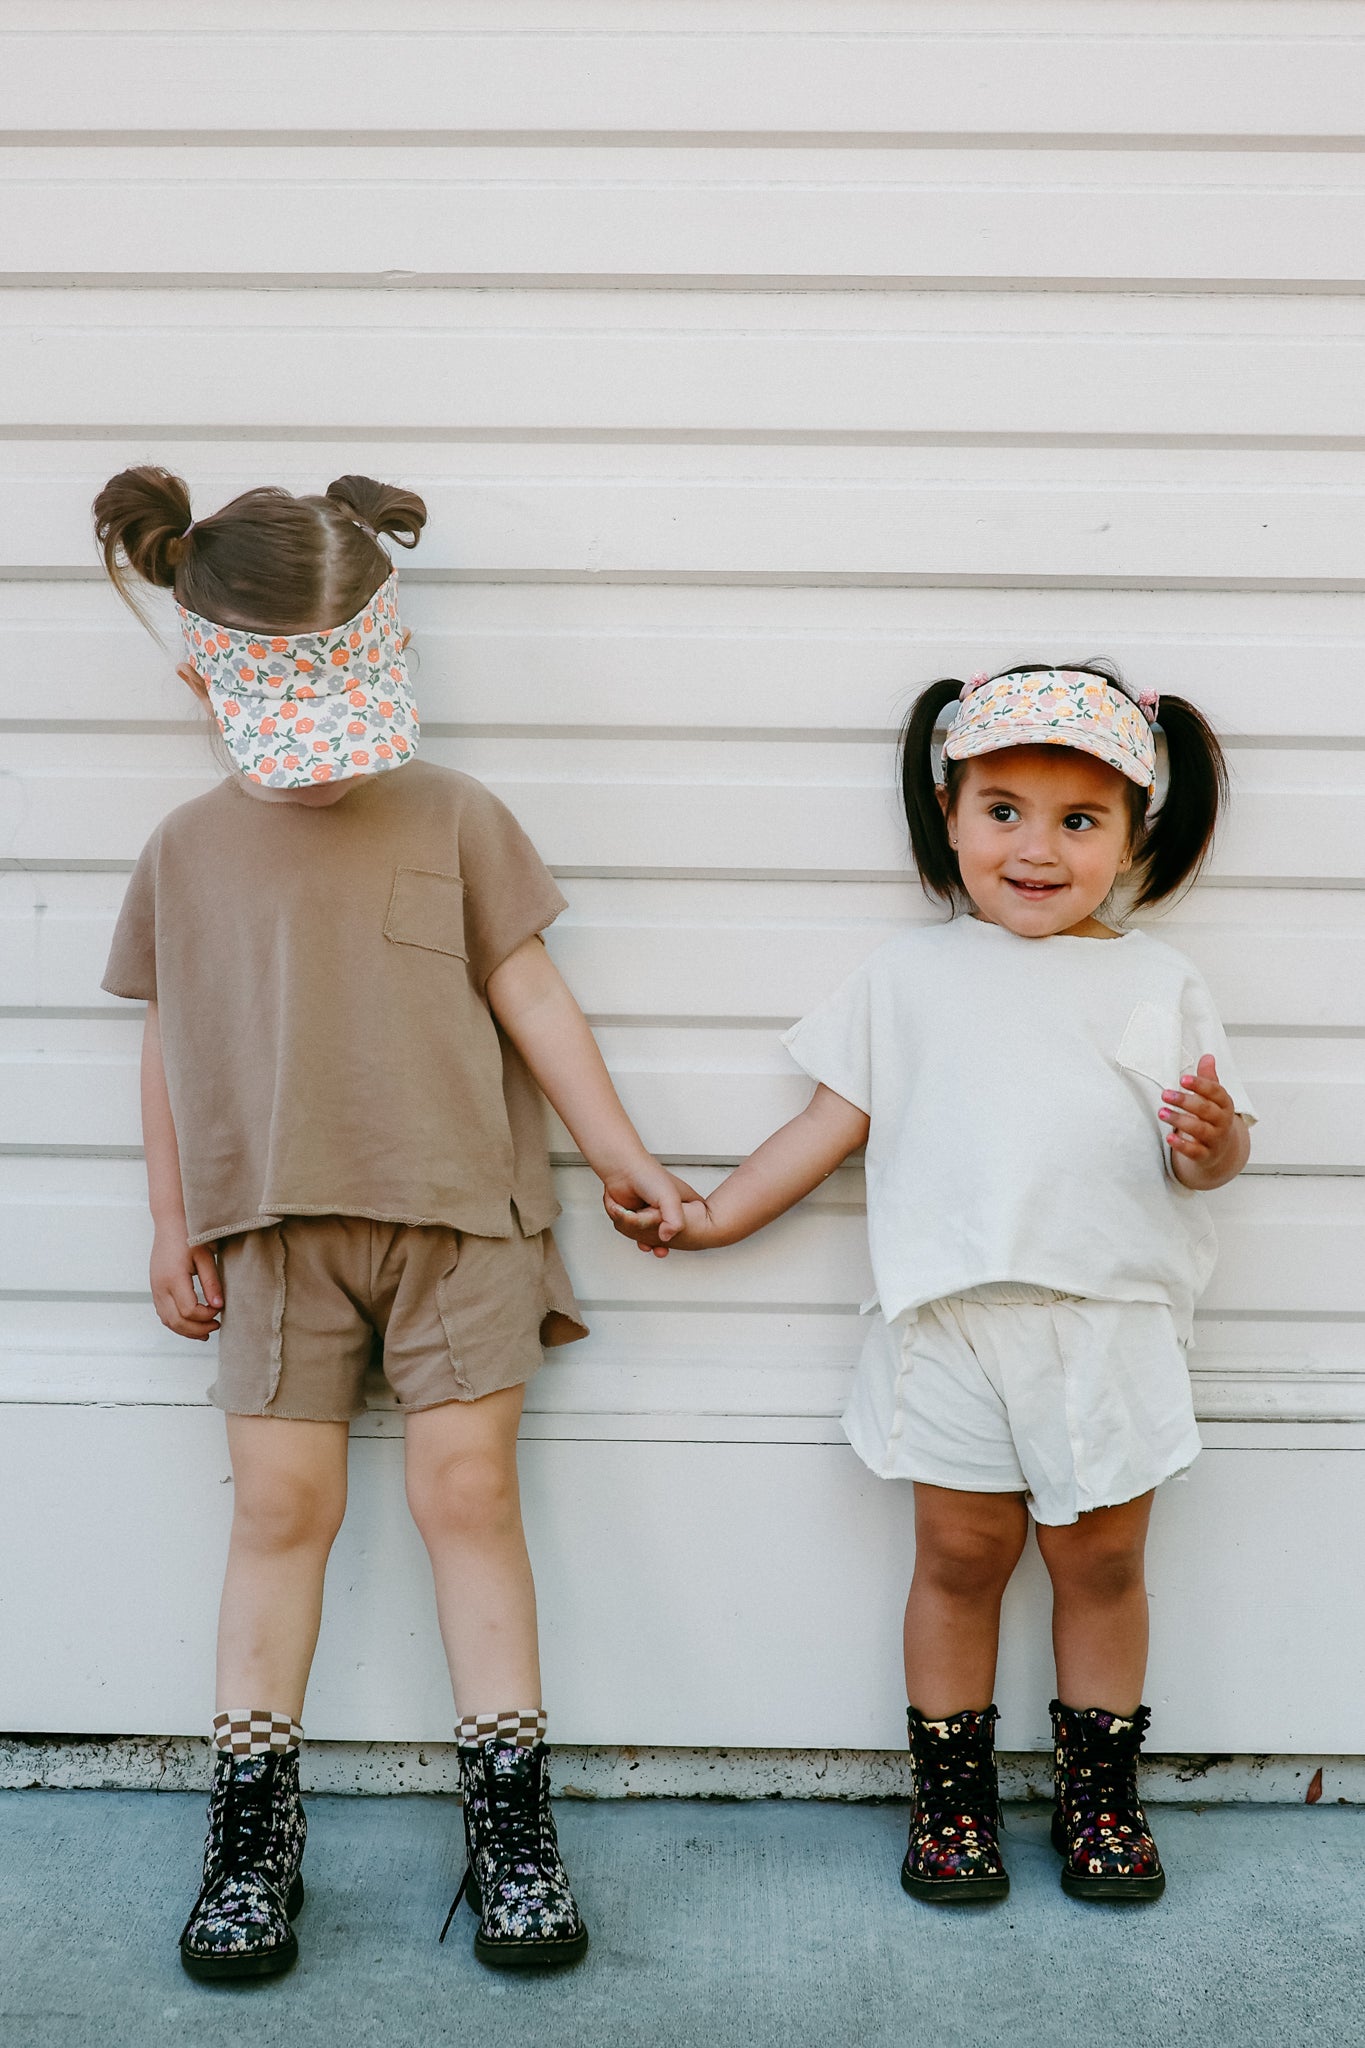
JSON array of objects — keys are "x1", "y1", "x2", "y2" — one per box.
[{"x1": 102, "y1": 761, "x2": 568, "y2": 1247}]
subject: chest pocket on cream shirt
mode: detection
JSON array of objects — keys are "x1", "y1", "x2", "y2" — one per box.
[
  {"x1": 383, "y1": 868, "x2": 468, "y2": 960},
  {"x1": 1115, "y1": 999, "x2": 1193, "y2": 1093}
]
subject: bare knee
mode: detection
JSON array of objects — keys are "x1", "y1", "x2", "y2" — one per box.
[
  {"x1": 232, "y1": 1468, "x2": 346, "y2": 1556},
  {"x1": 1045, "y1": 1530, "x2": 1146, "y2": 1603},
  {"x1": 915, "y1": 1520, "x2": 1024, "y2": 1603},
  {"x1": 406, "y1": 1442, "x2": 520, "y2": 1547}
]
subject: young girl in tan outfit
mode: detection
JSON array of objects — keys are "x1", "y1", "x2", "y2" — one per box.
[{"x1": 95, "y1": 467, "x2": 685, "y2": 1980}]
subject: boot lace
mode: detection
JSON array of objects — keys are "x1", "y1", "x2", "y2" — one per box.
[{"x1": 219, "y1": 1779, "x2": 276, "y2": 1878}]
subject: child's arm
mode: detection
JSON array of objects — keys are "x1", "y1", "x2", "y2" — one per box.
[
  {"x1": 1161, "y1": 1053, "x2": 1251, "y2": 1190},
  {"x1": 142, "y1": 1002, "x2": 223, "y2": 1340},
  {"x1": 485, "y1": 935, "x2": 696, "y2": 1240},
  {"x1": 606, "y1": 1083, "x2": 869, "y2": 1254}
]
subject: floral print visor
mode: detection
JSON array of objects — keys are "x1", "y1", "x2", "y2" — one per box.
[
  {"x1": 178, "y1": 571, "x2": 420, "y2": 788},
  {"x1": 941, "y1": 668, "x2": 1157, "y2": 799}
]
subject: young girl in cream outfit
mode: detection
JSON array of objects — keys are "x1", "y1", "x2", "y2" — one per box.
[
  {"x1": 95, "y1": 468, "x2": 686, "y2": 1979},
  {"x1": 612, "y1": 665, "x2": 1251, "y2": 1906}
]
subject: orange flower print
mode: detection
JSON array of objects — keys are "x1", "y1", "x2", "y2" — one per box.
[
  {"x1": 312, "y1": 764, "x2": 332, "y2": 782},
  {"x1": 259, "y1": 756, "x2": 277, "y2": 774},
  {"x1": 347, "y1": 719, "x2": 366, "y2": 736},
  {"x1": 351, "y1": 750, "x2": 369, "y2": 767},
  {"x1": 378, "y1": 700, "x2": 394, "y2": 717},
  {"x1": 295, "y1": 717, "x2": 314, "y2": 734},
  {"x1": 215, "y1": 632, "x2": 231, "y2": 650},
  {"x1": 283, "y1": 753, "x2": 301, "y2": 770},
  {"x1": 348, "y1": 690, "x2": 367, "y2": 708},
  {"x1": 312, "y1": 739, "x2": 329, "y2": 754},
  {"x1": 367, "y1": 644, "x2": 379, "y2": 661},
  {"x1": 394, "y1": 734, "x2": 409, "y2": 753},
  {"x1": 376, "y1": 742, "x2": 393, "y2": 758},
  {"x1": 348, "y1": 631, "x2": 361, "y2": 650},
  {"x1": 279, "y1": 702, "x2": 296, "y2": 721},
  {"x1": 248, "y1": 772, "x2": 262, "y2": 783},
  {"x1": 294, "y1": 657, "x2": 314, "y2": 673},
  {"x1": 330, "y1": 649, "x2": 348, "y2": 666},
  {"x1": 222, "y1": 699, "x2": 241, "y2": 717},
  {"x1": 362, "y1": 614, "x2": 374, "y2": 633},
  {"x1": 247, "y1": 642, "x2": 267, "y2": 660},
  {"x1": 295, "y1": 684, "x2": 316, "y2": 700},
  {"x1": 259, "y1": 716, "x2": 276, "y2": 736},
  {"x1": 271, "y1": 637, "x2": 289, "y2": 653}
]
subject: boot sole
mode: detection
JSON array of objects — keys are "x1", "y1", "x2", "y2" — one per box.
[
  {"x1": 463, "y1": 1871, "x2": 590, "y2": 1969},
  {"x1": 901, "y1": 1859, "x2": 1009, "y2": 1905},
  {"x1": 1059, "y1": 1867, "x2": 1166, "y2": 1904},
  {"x1": 180, "y1": 1873, "x2": 305, "y2": 1982}
]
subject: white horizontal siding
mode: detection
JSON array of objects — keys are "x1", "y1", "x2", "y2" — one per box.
[{"x1": 2, "y1": 0, "x2": 1363, "y2": 1748}]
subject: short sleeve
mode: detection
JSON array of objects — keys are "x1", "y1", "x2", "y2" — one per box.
[
  {"x1": 1179, "y1": 969, "x2": 1257, "y2": 1125},
  {"x1": 458, "y1": 784, "x2": 568, "y2": 990},
  {"x1": 781, "y1": 962, "x2": 874, "y2": 1115},
  {"x1": 101, "y1": 836, "x2": 159, "y2": 1000}
]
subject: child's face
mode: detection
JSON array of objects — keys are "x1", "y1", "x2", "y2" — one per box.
[{"x1": 939, "y1": 745, "x2": 1137, "y2": 938}]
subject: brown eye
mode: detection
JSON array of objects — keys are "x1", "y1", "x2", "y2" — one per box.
[{"x1": 1063, "y1": 813, "x2": 1096, "y2": 832}]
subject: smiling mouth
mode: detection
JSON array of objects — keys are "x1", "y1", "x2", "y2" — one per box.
[{"x1": 1005, "y1": 878, "x2": 1066, "y2": 897}]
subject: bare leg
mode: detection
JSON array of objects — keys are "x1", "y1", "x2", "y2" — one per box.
[
  {"x1": 404, "y1": 1385, "x2": 541, "y2": 1712},
  {"x1": 215, "y1": 1415, "x2": 350, "y2": 1717},
  {"x1": 903, "y1": 1484, "x2": 1030, "y2": 1715},
  {"x1": 1034, "y1": 1492, "x2": 1155, "y2": 1713}
]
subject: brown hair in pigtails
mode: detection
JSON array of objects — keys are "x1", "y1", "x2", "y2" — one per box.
[
  {"x1": 92, "y1": 468, "x2": 428, "y2": 635},
  {"x1": 93, "y1": 465, "x2": 196, "y2": 620},
  {"x1": 899, "y1": 678, "x2": 970, "y2": 903},
  {"x1": 1130, "y1": 695, "x2": 1227, "y2": 909}
]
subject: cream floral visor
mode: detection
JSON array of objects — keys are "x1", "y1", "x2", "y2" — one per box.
[
  {"x1": 178, "y1": 570, "x2": 420, "y2": 788},
  {"x1": 941, "y1": 668, "x2": 1157, "y2": 798}
]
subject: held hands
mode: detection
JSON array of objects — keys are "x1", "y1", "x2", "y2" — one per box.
[
  {"x1": 150, "y1": 1227, "x2": 223, "y2": 1341},
  {"x1": 600, "y1": 1161, "x2": 704, "y2": 1256},
  {"x1": 1159, "y1": 1054, "x2": 1249, "y2": 1189},
  {"x1": 604, "y1": 1185, "x2": 719, "y2": 1256}
]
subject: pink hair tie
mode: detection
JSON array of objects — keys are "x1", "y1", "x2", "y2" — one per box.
[
  {"x1": 959, "y1": 672, "x2": 991, "y2": 701},
  {"x1": 1135, "y1": 689, "x2": 1160, "y2": 725}
]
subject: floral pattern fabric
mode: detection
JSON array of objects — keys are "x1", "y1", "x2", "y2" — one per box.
[
  {"x1": 1050, "y1": 1700, "x2": 1165, "y2": 1892},
  {"x1": 942, "y1": 668, "x2": 1157, "y2": 796},
  {"x1": 902, "y1": 1705, "x2": 1009, "y2": 1897},
  {"x1": 179, "y1": 1749, "x2": 306, "y2": 1975},
  {"x1": 178, "y1": 570, "x2": 420, "y2": 789},
  {"x1": 450, "y1": 1740, "x2": 588, "y2": 1962}
]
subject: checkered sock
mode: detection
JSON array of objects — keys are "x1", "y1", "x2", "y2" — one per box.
[
  {"x1": 212, "y1": 1708, "x2": 304, "y2": 1757},
  {"x1": 457, "y1": 1707, "x2": 546, "y2": 1750}
]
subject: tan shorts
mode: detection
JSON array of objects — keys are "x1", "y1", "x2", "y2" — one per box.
[{"x1": 209, "y1": 1216, "x2": 588, "y2": 1423}]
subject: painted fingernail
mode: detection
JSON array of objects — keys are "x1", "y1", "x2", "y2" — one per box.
[
  {"x1": 1181, "y1": 1075, "x2": 1195, "y2": 1087},
  {"x1": 1159, "y1": 1109, "x2": 1171, "y2": 1121}
]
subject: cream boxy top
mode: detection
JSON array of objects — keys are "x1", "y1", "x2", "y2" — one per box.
[{"x1": 782, "y1": 918, "x2": 1256, "y2": 1342}]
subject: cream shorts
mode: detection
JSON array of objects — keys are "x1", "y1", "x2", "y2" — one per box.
[
  {"x1": 210, "y1": 1215, "x2": 588, "y2": 1423},
  {"x1": 842, "y1": 1282, "x2": 1201, "y2": 1527}
]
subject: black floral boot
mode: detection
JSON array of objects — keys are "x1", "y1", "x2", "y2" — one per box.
[
  {"x1": 901, "y1": 1705, "x2": 1010, "y2": 1903},
  {"x1": 1050, "y1": 1700, "x2": 1165, "y2": 1901},
  {"x1": 440, "y1": 1740, "x2": 588, "y2": 1968},
  {"x1": 179, "y1": 1749, "x2": 307, "y2": 1980}
]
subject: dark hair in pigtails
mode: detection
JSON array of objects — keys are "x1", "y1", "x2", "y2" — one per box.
[
  {"x1": 93, "y1": 465, "x2": 196, "y2": 620},
  {"x1": 900, "y1": 678, "x2": 968, "y2": 903},
  {"x1": 325, "y1": 475, "x2": 426, "y2": 551},
  {"x1": 93, "y1": 468, "x2": 428, "y2": 634},
  {"x1": 1131, "y1": 695, "x2": 1227, "y2": 909}
]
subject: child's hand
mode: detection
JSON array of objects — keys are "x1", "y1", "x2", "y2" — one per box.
[
  {"x1": 150, "y1": 1228, "x2": 222, "y2": 1341},
  {"x1": 600, "y1": 1163, "x2": 699, "y2": 1248},
  {"x1": 605, "y1": 1192, "x2": 719, "y2": 1256},
  {"x1": 1159, "y1": 1054, "x2": 1249, "y2": 1189}
]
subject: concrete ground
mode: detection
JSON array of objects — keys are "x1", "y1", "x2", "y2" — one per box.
[{"x1": 2, "y1": 1792, "x2": 1359, "y2": 2048}]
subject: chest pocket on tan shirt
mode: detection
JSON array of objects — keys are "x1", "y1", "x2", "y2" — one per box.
[{"x1": 383, "y1": 869, "x2": 468, "y2": 960}]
